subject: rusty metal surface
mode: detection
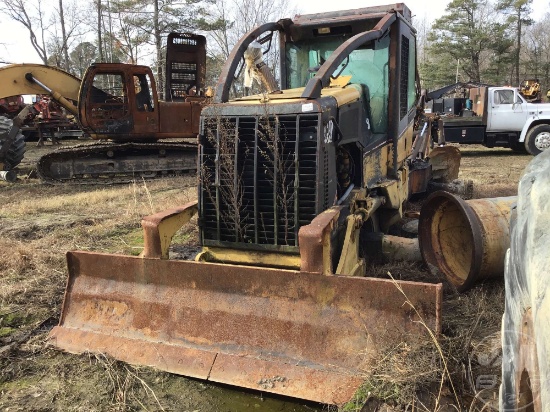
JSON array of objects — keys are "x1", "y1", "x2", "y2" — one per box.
[
  {"x1": 165, "y1": 33, "x2": 206, "y2": 100},
  {"x1": 408, "y1": 162, "x2": 431, "y2": 195},
  {"x1": 429, "y1": 146, "x2": 461, "y2": 182},
  {"x1": 291, "y1": 4, "x2": 411, "y2": 25},
  {"x1": 141, "y1": 201, "x2": 198, "y2": 259},
  {"x1": 50, "y1": 251, "x2": 442, "y2": 405},
  {"x1": 298, "y1": 207, "x2": 342, "y2": 274},
  {"x1": 158, "y1": 100, "x2": 201, "y2": 137},
  {"x1": 419, "y1": 191, "x2": 517, "y2": 291}
]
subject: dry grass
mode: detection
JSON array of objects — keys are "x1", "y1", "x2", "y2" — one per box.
[
  {"x1": 0, "y1": 157, "x2": 311, "y2": 410},
  {"x1": 458, "y1": 145, "x2": 529, "y2": 199},
  {"x1": 0, "y1": 141, "x2": 533, "y2": 411},
  {"x1": 342, "y1": 281, "x2": 505, "y2": 412},
  {"x1": 342, "y1": 145, "x2": 529, "y2": 411}
]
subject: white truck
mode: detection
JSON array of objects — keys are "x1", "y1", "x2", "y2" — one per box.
[{"x1": 438, "y1": 86, "x2": 550, "y2": 155}]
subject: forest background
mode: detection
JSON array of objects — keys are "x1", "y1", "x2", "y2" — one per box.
[{"x1": 1, "y1": 0, "x2": 549, "y2": 97}]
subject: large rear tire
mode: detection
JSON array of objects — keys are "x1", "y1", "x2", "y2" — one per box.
[
  {"x1": 500, "y1": 149, "x2": 550, "y2": 411},
  {"x1": 0, "y1": 116, "x2": 26, "y2": 170},
  {"x1": 524, "y1": 124, "x2": 550, "y2": 155}
]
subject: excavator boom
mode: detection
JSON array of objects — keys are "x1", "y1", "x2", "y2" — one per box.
[{"x1": 0, "y1": 64, "x2": 81, "y2": 109}]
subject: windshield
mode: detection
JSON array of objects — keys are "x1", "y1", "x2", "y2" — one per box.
[{"x1": 286, "y1": 35, "x2": 390, "y2": 133}]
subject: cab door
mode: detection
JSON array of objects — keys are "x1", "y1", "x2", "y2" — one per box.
[
  {"x1": 129, "y1": 69, "x2": 159, "y2": 136},
  {"x1": 488, "y1": 88, "x2": 529, "y2": 131},
  {"x1": 78, "y1": 65, "x2": 133, "y2": 138}
]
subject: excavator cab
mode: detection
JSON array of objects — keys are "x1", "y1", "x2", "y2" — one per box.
[
  {"x1": 78, "y1": 64, "x2": 159, "y2": 140},
  {"x1": 78, "y1": 33, "x2": 207, "y2": 141}
]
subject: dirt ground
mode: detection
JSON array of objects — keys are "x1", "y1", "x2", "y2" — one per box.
[{"x1": 0, "y1": 140, "x2": 532, "y2": 411}]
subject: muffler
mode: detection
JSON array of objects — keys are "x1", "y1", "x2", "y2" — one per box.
[{"x1": 419, "y1": 191, "x2": 516, "y2": 291}]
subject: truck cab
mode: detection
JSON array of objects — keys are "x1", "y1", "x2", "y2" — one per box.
[
  {"x1": 487, "y1": 87, "x2": 529, "y2": 132},
  {"x1": 439, "y1": 85, "x2": 550, "y2": 154}
]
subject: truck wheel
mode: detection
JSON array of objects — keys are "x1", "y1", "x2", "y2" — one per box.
[
  {"x1": 500, "y1": 149, "x2": 550, "y2": 411},
  {"x1": 0, "y1": 116, "x2": 26, "y2": 170},
  {"x1": 524, "y1": 124, "x2": 550, "y2": 155}
]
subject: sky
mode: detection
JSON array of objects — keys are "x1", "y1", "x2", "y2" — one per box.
[{"x1": 1, "y1": 0, "x2": 549, "y2": 64}]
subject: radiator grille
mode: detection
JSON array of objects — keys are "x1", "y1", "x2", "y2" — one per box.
[
  {"x1": 200, "y1": 114, "x2": 320, "y2": 248},
  {"x1": 169, "y1": 62, "x2": 197, "y2": 98}
]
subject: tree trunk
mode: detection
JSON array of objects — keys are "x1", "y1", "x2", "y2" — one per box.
[
  {"x1": 153, "y1": 0, "x2": 163, "y2": 99},
  {"x1": 59, "y1": 0, "x2": 70, "y2": 71},
  {"x1": 106, "y1": 0, "x2": 114, "y2": 62},
  {"x1": 37, "y1": 0, "x2": 49, "y2": 64},
  {"x1": 516, "y1": 9, "x2": 521, "y2": 86},
  {"x1": 97, "y1": 0, "x2": 104, "y2": 62}
]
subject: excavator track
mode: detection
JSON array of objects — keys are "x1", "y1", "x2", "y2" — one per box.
[{"x1": 36, "y1": 141, "x2": 197, "y2": 184}]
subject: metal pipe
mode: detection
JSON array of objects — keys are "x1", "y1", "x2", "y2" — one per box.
[
  {"x1": 381, "y1": 235, "x2": 422, "y2": 262},
  {"x1": 0, "y1": 170, "x2": 16, "y2": 182},
  {"x1": 24, "y1": 73, "x2": 79, "y2": 116},
  {"x1": 361, "y1": 232, "x2": 422, "y2": 264},
  {"x1": 419, "y1": 191, "x2": 517, "y2": 292}
]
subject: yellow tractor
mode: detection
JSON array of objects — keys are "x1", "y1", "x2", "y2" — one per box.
[
  {"x1": 49, "y1": 4, "x2": 460, "y2": 406},
  {"x1": 519, "y1": 78, "x2": 542, "y2": 103}
]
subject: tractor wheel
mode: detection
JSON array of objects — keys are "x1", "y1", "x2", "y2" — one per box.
[
  {"x1": 0, "y1": 116, "x2": 26, "y2": 170},
  {"x1": 524, "y1": 124, "x2": 550, "y2": 155},
  {"x1": 500, "y1": 149, "x2": 550, "y2": 411}
]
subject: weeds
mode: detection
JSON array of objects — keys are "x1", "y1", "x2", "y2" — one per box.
[
  {"x1": 94, "y1": 353, "x2": 165, "y2": 412},
  {"x1": 342, "y1": 271, "x2": 504, "y2": 411},
  {"x1": 201, "y1": 108, "x2": 297, "y2": 244}
]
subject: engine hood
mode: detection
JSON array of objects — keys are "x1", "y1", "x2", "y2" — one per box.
[{"x1": 232, "y1": 84, "x2": 361, "y2": 107}]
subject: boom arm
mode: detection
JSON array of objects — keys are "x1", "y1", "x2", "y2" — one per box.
[{"x1": 0, "y1": 64, "x2": 81, "y2": 115}]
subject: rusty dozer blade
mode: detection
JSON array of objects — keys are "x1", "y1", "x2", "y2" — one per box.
[{"x1": 50, "y1": 251, "x2": 441, "y2": 405}]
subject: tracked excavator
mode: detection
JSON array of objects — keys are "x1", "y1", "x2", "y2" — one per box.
[
  {"x1": 49, "y1": 4, "x2": 462, "y2": 406},
  {"x1": 0, "y1": 32, "x2": 206, "y2": 183}
]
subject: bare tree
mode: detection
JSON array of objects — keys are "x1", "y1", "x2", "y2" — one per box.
[
  {"x1": 97, "y1": 0, "x2": 104, "y2": 61},
  {"x1": 207, "y1": 0, "x2": 295, "y2": 60},
  {"x1": 49, "y1": 0, "x2": 89, "y2": 70},
  {"x1": 205, "y1": 0, "x2": 297, "y2": 96},
  {"x1": 0, "y1": 0, "x2": 49, "y2": 63},
  {"x1": 59, "y1": 0, "x2": 70, "y2": 70}
]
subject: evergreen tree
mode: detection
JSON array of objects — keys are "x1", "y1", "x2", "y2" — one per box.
[
  {"x1": 481, "y1": 22, "x2": 514, "y2": 85},
  {"x1": 425, "y1": 0, "x2": 494, "y2": 84},
  {"x1": 496, "y1": 0, "x2": 533, "y2": 85}
]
